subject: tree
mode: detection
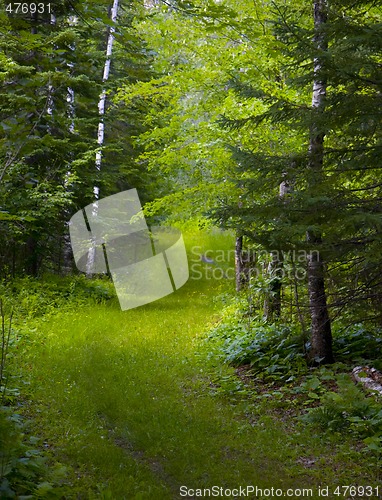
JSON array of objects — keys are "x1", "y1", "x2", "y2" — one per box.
[
  {"x1": 306, "y1": 0, "x2": 333, "y2": 363},
  {"x1": 86, "y1": 0, "x2": 120, "y2": 276},
  {"x1": 0, "y1": 0, "x2": 158, "y2": 276},
  {"x1": 116, "y1": 0, "x2": 382, "y2": 357},
  {"x1": 214, "y1": 0, "x2": 382, "y2": 360}
]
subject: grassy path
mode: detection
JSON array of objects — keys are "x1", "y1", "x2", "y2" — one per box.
[{"x1": 16, "y1": 235, "x2": 379, "y2": 498}]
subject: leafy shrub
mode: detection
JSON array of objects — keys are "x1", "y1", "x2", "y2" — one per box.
[
  {"x1": 333, "y1": 324, "x2": 382, "y2": 369},
  {"x1": 0, "y1": 407, "x2": 66, "y2": 498},
  {"x1": 209, "y1": 320, "x2": 308, "y2": 381},
  {"x1": 302, "y1": 374, "x2": 382, "y2": 452}
]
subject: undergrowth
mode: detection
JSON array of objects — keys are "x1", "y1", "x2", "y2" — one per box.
[
  {"x1": 0, "y1": 274, "x2": 116, "y2": 319},
  {"x1": 207, "y1": 297, "x2": 382, "y2": 455},
  {"x1": 0, "y1": 275, "x2": 116, "y2": 498},
  {"x1": 0, "y1": 407, "x2": 67, "y2": 498},
  {"x1": 302, "y1": 373, "x2": 382, "y2": 453}
]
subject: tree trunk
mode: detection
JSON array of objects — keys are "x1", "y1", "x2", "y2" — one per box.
[
  {"x1": 86, "y1": 0, "x2": 120, "y2": 275},
  {"x1": 263, "y1": 178, "x2": 291, "y2": 321},
  {"x1": 307, "y1": 235, "x2": 333, "y2": 363},
  {"x1": 307, "y1": 0, "x2": 333, "y2": 364},
  {"x1": 95, "y1": 0, "x2": 120, "y2": 186},
  {"x1": 25, "y1": 236, "x2": 39, "y2": 276},
  {"x1": 235, "y1": 235, "x2": 243, "y2": 292},
  {"x1": 263, "y1": 251, "x2": 282, "y2": 321}
]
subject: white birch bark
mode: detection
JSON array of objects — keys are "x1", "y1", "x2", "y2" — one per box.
[
  {"x1": 86, "y1": 0, "x2": 120, "y2": 275},
  {"x1": 95, "y1": 0, "x2": 120, "y2": 196},
  {"x1": 47, "y1": 14, "x2": 56, "y2": 119},
  {"x1": 66, "y1": 15, "x2": 77, "y2": 137}
]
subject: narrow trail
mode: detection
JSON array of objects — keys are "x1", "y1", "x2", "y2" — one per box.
[{"x1": 22, "y1": 268, "x2": 377, "y2": 499}]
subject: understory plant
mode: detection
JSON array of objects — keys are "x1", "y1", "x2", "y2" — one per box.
[
  {"x1": 208, "y1": 316, "x2": 308, "y2": 382},
  {"x1": 0, "y1": 289, "x2": 75, "y2": 497},
  {"x1": 207, "y1": 296, "x2": 382, "y2": 456},
  {"x1": 0, "y1": 274, "x2": 116, "y2": 319},
  {"x1": 302, "y1": 373, "x2": 382, "y2": 453},
  {"x1": 0, "y1": 406, "x2": 67, "y2": 498}
]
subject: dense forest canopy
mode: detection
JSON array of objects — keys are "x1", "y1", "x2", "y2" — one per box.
[
  {"x1": 0, "y1": 0, "x2": 161, "y2": 275},
  {"x1": 1, "y1": 0, "x2": 382, "y2": 359}
]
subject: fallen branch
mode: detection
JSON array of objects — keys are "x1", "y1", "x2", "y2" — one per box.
[{"x1": 352, "y1": 366, "x2": 382, "y2": 396}]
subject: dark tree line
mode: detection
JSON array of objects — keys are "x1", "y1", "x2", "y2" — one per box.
[{"x1": 0, "y1": 0, "x2": 158, "y2": 277}]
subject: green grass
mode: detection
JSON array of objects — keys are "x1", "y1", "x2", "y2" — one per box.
[{"x1": 8, "y1": 230, "x2": 382, "y2": 498}]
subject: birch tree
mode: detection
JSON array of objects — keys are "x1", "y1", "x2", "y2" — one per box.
[
  {"x1": 86, "y1": 0, "x2": 119, "y2": 275},
  {"x1": 95, "y1": 0, "x2": 120, "y2": 200}
]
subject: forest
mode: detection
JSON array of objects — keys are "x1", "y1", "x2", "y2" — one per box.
[{"x1": 1, "y1": 0, "x2": 382, "y2": 498}]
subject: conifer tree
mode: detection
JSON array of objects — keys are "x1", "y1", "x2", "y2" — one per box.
[
  {"x1": 0, "y1": 0, "x2": 156, "y2": 276},
  {"x1": 215, "y1": 0, "x2": 382, "y2": 361}
]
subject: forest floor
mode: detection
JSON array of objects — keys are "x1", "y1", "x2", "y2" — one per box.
[{"x1": 7, "y1": 233, "x2": 382, "y2": 499}]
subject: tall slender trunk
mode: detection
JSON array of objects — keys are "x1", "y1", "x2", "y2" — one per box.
[
  {"x1": 307, "y1": 0, "x2": 333, "y2": 363},
  {"x1": 95, "y1": 0, "x2": 120, "y2": 196},
  {"x1": 61, "y1": 15, "x2": 78, "y2": 274},
  {"x1": 263, "y1": 253, "x2": 282, "y2": 321},
  {"x1": 263, "y1": 177, "x2": 290, "y2": 321},
  {"x1": 26, "y1": 235, "x2": 40, "y2": 276},
  {"x1": 61, "y1": 62, "x2": 76, "y2": 273},
  {"x1": 235, "y1": 235, "x2": 243, "y2": 292},
  {"x1": 86, "y1": 0, "x2": 120, "y2": 275}
]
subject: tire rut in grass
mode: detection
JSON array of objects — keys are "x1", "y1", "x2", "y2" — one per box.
[{"x1": 104, "y1": 420, "x2": 188, "y2": 499}]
